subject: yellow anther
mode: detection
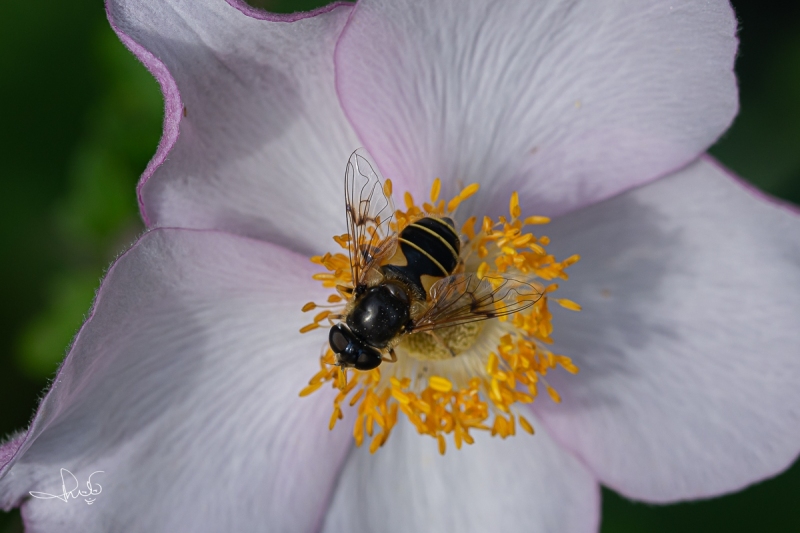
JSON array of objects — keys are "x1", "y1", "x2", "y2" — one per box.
[
  {"x1": 353, "y1": 421, "x2": 364, "y2": 446},
  {"x1": 446, "y1": 183, "x2": 480, "y2": 212},
  {"x1": 487, "y1": 352, "x2": 499, "y2": 374},
  {"x1": 476, "y1": 261, "x2": 489, "y2": 279},
  {"x1": 428, "y1": 376, "x2": 453, "y2": 393},
  {"x1": 518, "y1": 415, "x2": 535, "y2": 435},
  {"x1": 349, "y1": 388, "x2": 364, "y2": 406},
  {"x1": 460, "y1": 183, "x2": 480, "y2": 199},
  {"x1": 333, "y1": 234, "x2": 350, "y2": 248},
  {"x1": 511, "y1": 234, "x2": 533, "y2": 247},
  {"x1": 523, "y1": 215, "x2": 550, "y2": 225},
  {"x1": 546, "y1": 384, "x2": 561, "y2": 403},
  {"x1": 528, "y1": 243, "x2": 546, "y2": 255},
  {"x1": 404, "y1": 191, "x2": 414, "y2": 210},
  {"x1": 462, "y1": 216, "x2": 477, "y2": 240},
  {"x1": 299, "y1": 381, "x2": 323, "y2": 397},
  {"x1": 301, "y1": 302, "x2": 316, "y2": 312},
  {"x1": 369, "y1": 435, "x2": 384, "y2": 453},
  {"x1": 430, "y1": 178, "x2": 441, "y2": 203},
  {"x1": 299, "y1": 323, "x2": 319, "y2": 334},
  {"x1": 509, "y1": 192, "x2": 521, "y2": 219},
  {"x1": 556, "y1": 356, "x2": 579, "y2": 374},
  {"x1": 555, "y1": 299, "x2": 582, "y2": 311},
  {"x1": 314, "y1": 310, "x2": 332, "y2": 322},
  {"x1": 491, "y1": 378, "x2": 502, "y2": 400},
  {"x1": 391, "y1": 388, "x2": 412, "y2": 405},
  {"x1": 329, "y1": 407, "x2": 342, "y2": 430}
]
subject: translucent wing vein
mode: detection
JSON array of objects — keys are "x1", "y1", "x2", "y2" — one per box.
[{"x1": 410, "y1": 274, "x2": 542, "y2": 333}]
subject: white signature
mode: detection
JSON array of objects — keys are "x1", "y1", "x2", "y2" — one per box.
[{"x1": 29, "y1": 469, "x2": 104, "y2": 505}]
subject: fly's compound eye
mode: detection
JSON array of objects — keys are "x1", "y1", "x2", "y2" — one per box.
[
  {"x1": 329, "y1": 324, "x2": 383, "y2": 371},
  {"x1": 329, "y1": 323, "x2": 351, "y2": 354},
  {"x1": 352, "y1": 345, "x2": 382, "y2": 371}
]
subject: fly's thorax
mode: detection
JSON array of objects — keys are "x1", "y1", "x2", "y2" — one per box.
[{"x1": 346, "y1": 282, "x2": 410, "y2": 348}]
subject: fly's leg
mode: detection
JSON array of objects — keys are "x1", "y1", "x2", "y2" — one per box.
[
  {"x1": 326, "y1": 314, "x2": 344, "y2": 326},
  {"x1": 336, "y1": 285, "x2": 354, "y2": 298},
  {"x1": 382, "y1": 347, "x2": 398, "y2": 364}
]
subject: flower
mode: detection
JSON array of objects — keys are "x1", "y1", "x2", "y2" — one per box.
[{"x1": 2, "y1": 0, "x2": 800, "y2": 532}]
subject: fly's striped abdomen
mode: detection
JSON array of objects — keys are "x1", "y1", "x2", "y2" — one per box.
[{"x1": 383, "y1": 216, "x2": 460, "y2": 297}]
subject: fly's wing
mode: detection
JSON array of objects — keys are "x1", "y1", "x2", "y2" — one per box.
[
  {"x1": 344, "y1": 149, "x2": 397, "y2": 289},
  {"x1": 408, "y1": 274, "x2": 542, "y2": 333}
]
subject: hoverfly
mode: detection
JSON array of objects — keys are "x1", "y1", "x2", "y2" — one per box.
[{"x1": 329, "y1": 150, "x2": 542, "y2": 371}]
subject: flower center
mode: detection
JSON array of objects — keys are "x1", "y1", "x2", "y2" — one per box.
[
  {"x1": 300, "y1": 179, "x2": 581, "y2": 454},
  {"x1": 399, "y1": 322, "x2": 483, "y2": 361}
]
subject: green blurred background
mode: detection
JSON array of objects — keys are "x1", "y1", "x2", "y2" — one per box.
[{"x1": 0, "y1": 0, "x2": 798, "y2": 531}]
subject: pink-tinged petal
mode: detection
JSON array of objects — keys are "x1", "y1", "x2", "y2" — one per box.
[
  {"x1": 107, "y1": 0, "x2": 362, "y2": 254},
  {"x1": 0, "y1": 229, "x2": 351, "y2": 532},
  {"x1": 322, "y1": 417, "x2": 599, "y2": 533},
  {"x1": 335, "y1": 0, "x2": 738, "y2": 217},
  {"x1": 0, "y1": 435, "x2": 23, "y2": 469},
  {"x1": 534, "y1": 157, "x2": 800, "y2": 502}
]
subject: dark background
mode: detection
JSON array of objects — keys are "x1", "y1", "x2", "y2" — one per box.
[{"x1": 1, "y1": 0, "x2": 798, "y2": 531}]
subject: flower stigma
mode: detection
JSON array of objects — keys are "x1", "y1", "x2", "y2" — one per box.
[{"x1": 300, "y1": 180, "x2": 581, "y2": 454}]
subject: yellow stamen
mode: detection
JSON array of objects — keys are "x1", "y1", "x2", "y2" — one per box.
[
  {"x1": 461, "y1": 216, "x2": 477, "y2": 240},
  {"x1": 555, "y1": 299, "x2": 582, "y2": 311},
  {"x1": 404, "y1": 191, "x2": 414, "y2": 210},
  {"x1": 518, "y1": 415, "x2": 535, "y2": 435},
  {"x1": 430, "y1": 178, "x2": 441, "y2": 203},
  {"x1": 545, "y1": 384, "x2": 561, "y2": 404},
  {"x1": 446, "y1": 183, "x2": 480, "y2": 212},
  {"x1": 428, "y1": 376, "x2": 453, "y2": 393},
  {"x1": 300, "y1": 179, "x2": 580, "y2": 453},
  {"x1": 299, "y1": 381, "x2": 323, "y2": 397},
  {"x1": 476, "y1": 261, "x2": 489, "y2": 279},
  {"x1": 509, "y1": 191, "x2": 521, "y2": 219},
  {"x1": 524, "y1": 215, "x2": 550, "y2": 225}
]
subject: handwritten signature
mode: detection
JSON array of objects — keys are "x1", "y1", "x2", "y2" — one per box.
[{"x1": 29, "y1": 469, "x2": 104, "y2": 505}]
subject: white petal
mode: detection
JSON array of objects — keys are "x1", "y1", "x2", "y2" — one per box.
[
  {"x1": 0, "y1": 229, "x2": 351, "y2": 532},
  {"x1": 335, "y1": 0, "x2": 738, "y2": 216},
  {"x1": 535, "y1": 157, "x2": 800, "y2": 502},
  {"x1": 107, "y1": 0, "x2": 361, "y2": 253},
  {"x1": 322, "y1": 417, "x2": 599, "y2": 533}
]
